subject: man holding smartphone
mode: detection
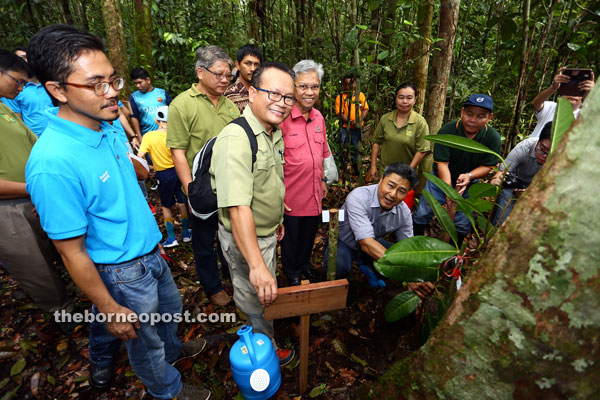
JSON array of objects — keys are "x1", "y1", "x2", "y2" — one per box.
[{"x1": 530, "y1": 67, "x2": 595, "y2": 138}]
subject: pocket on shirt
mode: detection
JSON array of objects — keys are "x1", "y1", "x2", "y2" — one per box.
[{"x1": 283, "y1": 134, "x2": 307, "y2": 163}]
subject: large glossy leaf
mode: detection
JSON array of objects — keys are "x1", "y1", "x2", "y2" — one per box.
[
  {"x1": 454, "y1": 200, "x2": 478, "y2": 230},
  {"x1": 384, "y1": 291, "x2": 420, "y2": 322},
  {"x1": 468, "y1": 182, "x2": 498, "y2": 199},
  {"x1": 377, "y1": 236, "x2": 457, "y2": 269},
  {"x1": 423, "y1": 172, "x2": 462, "y2": 202},
  {"x1": 423, "y1": 189, "x2": 458, "y2": 246},
  {"x1": 425, "y1": 134, "x2": 501, "y2": 159},
  {"x1": 374, "y1": 261, "x2": 440, "y2": 282},
  {"x1": 550, "y1": 97, "x2": 575, "y2": 154},
  {"x1": 462, "y1": 197, "x2": 494, "y2": 213}
]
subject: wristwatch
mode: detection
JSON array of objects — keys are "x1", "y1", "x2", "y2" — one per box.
[{"x1": 468, "y1": 172, "x2": 473, "y2": 181}]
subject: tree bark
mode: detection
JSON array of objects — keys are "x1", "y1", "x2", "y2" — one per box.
[
  {"x1": 362, "y1": 83, "x2": 600, "y2": 399},
  {"x1": 59, "y1": 0, "x2": 74, "y2": 25},
  {"x1": 410, "y1": 0, "x2": 434, "y2": 114},
  {"x1": 133, "y1": 0, "x2": 153, "y2": 74},
  {"x1": 505, "y1": 0, "x2": 532, "y2": 154},
  {"x1": 424, "y1": 0, "x2": 460, "y2": 136},
  {"x1": 101, "y1": 0, "x2": 130, "y2": 97}
]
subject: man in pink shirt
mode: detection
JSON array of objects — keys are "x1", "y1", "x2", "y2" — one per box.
[{"x1": 280, "y1": 60, "x2": 330, "y2": 286}]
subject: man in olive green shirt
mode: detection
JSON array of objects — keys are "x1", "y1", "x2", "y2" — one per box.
[
  {"x1": 210, "y1": 61, "x2": 296, "y2": 365},
  {"x1": 167, "y1": 45, "x2": 239, "y2": 306},
  {"x1": 0, "y1": 50, "x2": 74, "y2": 329}
]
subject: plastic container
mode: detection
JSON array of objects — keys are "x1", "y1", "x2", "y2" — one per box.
[{"x1": 230, "y1": 325, "x2": 281, "y2": 400}]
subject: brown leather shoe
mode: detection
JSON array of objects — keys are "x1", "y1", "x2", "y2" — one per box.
[{"x1": 210, "y1": 290, "x2": 231, "y2": 306}]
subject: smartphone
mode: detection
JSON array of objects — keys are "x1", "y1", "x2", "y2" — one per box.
[{"x1": 557, "y1": 68, "x2": 593, "y2": 97}]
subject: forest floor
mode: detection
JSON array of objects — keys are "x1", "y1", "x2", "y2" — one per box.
[{"x1": 0, "y1": 171, "x2": 432, "y2": 400}]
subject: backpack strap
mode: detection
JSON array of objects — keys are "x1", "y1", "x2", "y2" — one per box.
[{"x1": 231, "y1": 117, "x2": 258, "y2": 172}]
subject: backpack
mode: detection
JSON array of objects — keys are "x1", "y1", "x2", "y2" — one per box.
[{"x1": 188, "y1": 117, "x2": 258, "y2": 219}]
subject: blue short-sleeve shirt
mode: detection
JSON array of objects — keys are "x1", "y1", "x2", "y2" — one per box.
[
  {"x1": 1, "y1": 83, "x2": 53, "y2": 136},
  {"x1": 26, "y1": 108, "x2": 161, "y2": 264},
  {"x1": 129, "y1": 88, "x2": 172, "y2": 134}
]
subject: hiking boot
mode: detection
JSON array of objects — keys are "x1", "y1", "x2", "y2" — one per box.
[
  {"x1": 277, "y1": 348, "x2": 295, "y2": 366},
  {"x1": 89, "y1": 364, "x2": 115, "y2": 391},
  {"x1": 174, "y1": 383, "x2": 211, "y2": 400},
  {"x1": 162, "y1": 237, "x2": 179, "y2": 248},
  {"x1": 182, "y1": 230, "x2": 192, "y2": 243},
  {"x1": 171, "y1": 338, "x2": 207, "y2": 366},
  {"x1": 210, "y1": 290, "x2": 231, "y2": 306}
]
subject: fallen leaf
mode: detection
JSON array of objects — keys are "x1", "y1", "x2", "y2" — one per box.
[
  {"x1": 324, "y1": 361, "x2": 335, "y2": 374},
  {"x1": 331, "y1": 338, "x2": 347, "y2": 356},
  {"x1": 57, "y1": 354, "x2": 70, "y2": 369},
  {"x1": 10, "y1": 357, "x2": 26, "y2": 376},
  {"x1": 56, "y1": 339, "x2": 68, "y2": 353},
  {"x1": 351, "y1": 353, "x2": 367, "y2": 366},
  {"x1": 47, "y1": 375, "x2": 55, "y2": 385},
  {"x1": 357, "y1": 303, "x2": 366, "y2": 313},
  {"x1": 348, "y1": 328, "x2": 359, "y2": 336}
]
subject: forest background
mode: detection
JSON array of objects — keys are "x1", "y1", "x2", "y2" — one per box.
[{"x1": 1, "y1": 0, "x2": 599, "y2": 156}]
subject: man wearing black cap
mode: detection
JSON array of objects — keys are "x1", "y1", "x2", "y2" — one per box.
[{"x1": 413, "y1": 94, "x2": 501, "y2": 246}]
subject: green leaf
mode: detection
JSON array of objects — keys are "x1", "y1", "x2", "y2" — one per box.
[
  {"x1": 377, "y1": 50, "x2": 389, "y2": 60},
  {"x1": 423, "y1": 172, "x2": 462, "y2": 202},
  {"x1": 47, "y1": 375, "x2": 55, "y2": 386},
  {"x1": 378, "y1": 236, "x2": 457, "y2": 268},
  {"x1": 236, "y1": 391, "x2": 245, "y2": 400},
  {"x1": 0, "y1": 378, "x2": 8, "y2": 391},
  {"x1": 425, "y1": 135, "x2": 501, "y2": 160},
  {"x1": 10, "y1": 358, "x2": 26, "y2": 376},
  {"x1": 423, "y1": 189, "x2": 458, "y2": 246},
  {"x1": 73, "y1": 374, "x2": 88, "y2": 383},
  {"x1": 384, "y1": 291, "x2": 420, "y2": 321},
  {"x1": 461, "y1": 197, "x2": 493, "y2": 213},
  {"x1": 550, "y1": 97, "x2": 575, "y2": 154},
  {"x1": 477, "y1": 215, "x2": 496, "y2": 238},
  {"x1": 309, "y1": 383, "x2": 327, "y2": 397},
  {"x1": 567, "y1": 43, "x2": 581, "y2": 51},
  {"x1": 501, "y1": 18, "x2": 518, "y2": 41},
  {"x1": 351, "y1": 353, "x2": 368, "y2": 366},
  {"x1": 468, "y1": 182, "x2": 498, "y2": 199},
  {"x1": 356, "y1": 24, "x2": 368, "y2": 30}
]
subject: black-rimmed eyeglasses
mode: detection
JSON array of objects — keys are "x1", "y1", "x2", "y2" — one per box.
[
  {"x1": 3, "y1": 71, "x2": 27, "y2": 87},
  {"x1": 59, "y1": 77, "x2": 124, "y2": 96},
  {"x1": 535, "y1": 145, "x2": 549, "y2": 156},
  {"x1": 254, "y1": 87, "x2": 296, "y2": 106}
]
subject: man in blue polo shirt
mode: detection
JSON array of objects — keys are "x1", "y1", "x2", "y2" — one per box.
[
  {"x1": 25, "y1": 25, "x2": 210, "y2": 400},
  {"x1": 129, "y1": 67, "x2": 172, "y2": 138},
  {"x1": 1, "y1": 77, "x2": 53, "y2": 136}
]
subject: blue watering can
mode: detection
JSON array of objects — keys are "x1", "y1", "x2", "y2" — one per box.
[{"x1": 230, "y1": 325, "x2": 281, "y2": 400}]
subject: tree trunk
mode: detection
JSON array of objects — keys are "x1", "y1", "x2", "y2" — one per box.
[
  {"x1": 424, "y1": 0, "x2": 460, "y2": 136},
  {"x1": 362, "y1": 83, "x2": 600, "y2": 399},
  {"x1": 133, "y1": 0, "x2": 153, "y2": 74},
  {"x1": 505, "y1": 0, "x2": 532, "y2": 154},
  {"x1": 101, "y1": 0, "x2": 130, "y2": 97},
  {"x1": 59, "y1": 0, "x2": 74, "y2": 25},
  {"x1": 410, "y1": 0, "x2": 434, "y2": 114}
]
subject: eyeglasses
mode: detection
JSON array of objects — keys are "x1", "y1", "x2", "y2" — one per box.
[
  {"x1": 59, "y1": 77, "x2": 124, "y2": 96},
  {"x1": 535, "y1": 145, "x2": 549, "y2": 156},
  {"x1": 254, "y1": 87, "x2": 296, "y2": 106},
  {"x1": 3, "y1": 71, "x2": 27, "y2": 87},
  {"x1": 295, "y1": 84, "x2": 320, "y2": 91},
  {"x1": 203, "y1": 67, "x2": 234, "y2": 81}
]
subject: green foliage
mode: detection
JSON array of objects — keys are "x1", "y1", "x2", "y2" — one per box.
[
  {"x1": 550, "y1": 97, "x2": 576, "y2": 154},
  {"x1": 423, "y1": 188, "x2": 458, "y2": 246},
  {"x1": 384, "y1": 291, "x2": 420, "y2": 322}
]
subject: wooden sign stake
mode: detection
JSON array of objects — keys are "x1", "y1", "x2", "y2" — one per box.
[{"x1": 264, "y1": 279, "x2": 349, "y2": 394}]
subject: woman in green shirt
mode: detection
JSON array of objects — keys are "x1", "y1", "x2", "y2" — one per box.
[{"x1": 368, "y1": 83, "x2": 430, "y2": 182}]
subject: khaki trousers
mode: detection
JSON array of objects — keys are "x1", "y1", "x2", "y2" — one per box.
[{"x1": 218, "y1": 223, "x2": 277, "y2": 339}]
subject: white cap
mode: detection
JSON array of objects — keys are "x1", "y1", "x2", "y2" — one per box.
[{"x1": 156, "y1": 106, "x2": 168, "y2": 122}]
